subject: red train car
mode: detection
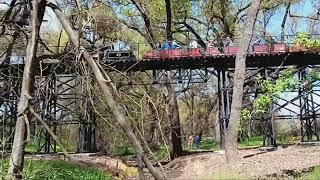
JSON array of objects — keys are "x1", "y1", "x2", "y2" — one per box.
[
  {"x1": 143, "y1": 50, "x2": 159, "y2": 59},
  {"x1": 188, "y1": 48, "x2": 202, "y2": 57},
  {"x1": 253, "y1": 45, "x2": 269, "y2": 53},
  {"x1": 205, "y1": 47, "x2": 221, "y2": 56},
  {"x1": 142, "y1": 43, "x2": 294, "y2": 60},
  {"x1": 272, "y1": 43, "x2": 286, "y2": 53},
  {"x1": 162, "y1": 49, "x2": 184, "y2": 58}
]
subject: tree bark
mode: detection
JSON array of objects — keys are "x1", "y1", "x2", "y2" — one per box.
[
  {"x1": 164, "y1": 0, "x2": 183, "y2": 159},
  {"x1": 225, "y1": 0, "x2": 261, "y2": 163},
  {"x1": 165, "y1": 73, "x2": 183, "y2": 159},
  {"x1": 165, "y1": 0, "x2": 173, "y2": 40},
  {"x1": 48, "y1": 1, "x2": 164, "y2": 179},
  {"x1": 8, "y1": 0, "x2": 46, "y2": 179},
  {"x1": 281, "y1": 2, "x2": 291, "y2": 42}
]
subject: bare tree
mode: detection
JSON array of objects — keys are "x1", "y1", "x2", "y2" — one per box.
[
  {"x1": 225, "y1": 0, "x2": 261, "y2": 163},
  {"x1": 8, "y1": 0, "x2": 47, "y2": 179},
  {"x1": 47, "y1": 0, "x2": 164, "y2": 179}
]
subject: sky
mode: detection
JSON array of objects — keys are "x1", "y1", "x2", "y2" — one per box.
[
  {"x1": 267, "y1": 0, "x2": 315, "y2": 35},
  {"x1": 0, "y1": 0, "x2": 318, "y2": 36}
]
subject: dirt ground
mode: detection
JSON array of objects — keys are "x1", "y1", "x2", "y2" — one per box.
[
  {"x1": 164, "y1": 145, "x2": 320, "y2": 179},
  {"x1": 28, "y1": 145, "x2": 320, "y2": 179}
]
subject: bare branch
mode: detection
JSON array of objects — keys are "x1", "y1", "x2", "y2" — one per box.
[
  {"x1": 290, "y1": 13, "x2": 320, "y2": 21},
  {"x1": 29, "y1": 106, "x2": 69, "y2": 157}
]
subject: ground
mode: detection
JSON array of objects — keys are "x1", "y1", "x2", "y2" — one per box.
[
  {"x1": 30, "y1": 144, "x2": 320, "y2": 179},
  {"x1": 164, "y1": 145, "x2": 320, "y2": 179},
  {"x1": 8, "y1": 139, "x2": 320, "y2": 179}
]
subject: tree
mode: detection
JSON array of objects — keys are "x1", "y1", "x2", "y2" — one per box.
[
  {"x1": 8, "y1": 0, "x2": 47, "y2": 179},
  {"x1": 106, "y1": 0, "x2": 184, "y2": 159},
  {"x1": 164, "y1": 0, "x2": 183, "y2": 159},
  {"x1": 47, "y1": 0, "x2": 164, "y2": 179},
  {"x1": 225, "y1": 0, "x2": 262, "y2": 163}
]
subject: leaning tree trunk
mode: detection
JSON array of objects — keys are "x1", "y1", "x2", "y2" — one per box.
[
  {"x1": 48, "y1": 1, "x2": 164, "y2": 179},
  {"x1": 281, "y1": 2, "x2": 291, "y2": 42},
  {"x1": 8, "y1": 0, "x2": 46, "y2": 179},
  {"x1": 225, "y1": 0, "x2": 262, "y2": 163}
]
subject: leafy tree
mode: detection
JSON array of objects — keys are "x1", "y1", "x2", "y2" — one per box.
[{"x1": 293, "y1": 32, "x2": 320, "y2": 48}]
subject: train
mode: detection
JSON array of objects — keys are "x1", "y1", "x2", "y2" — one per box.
[
  {"x1": 143, "y1": 43, "x2": 307, "y2": 59},
  {"x1": 98, "y1": 44, "x2": 137, "y2": 63},
  {"x1": 99, "y1": 43, "x2": 307, "y2": 62}
]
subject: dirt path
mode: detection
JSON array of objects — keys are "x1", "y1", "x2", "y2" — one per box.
[{"x1": 164, "y1": 145, "x2": 320, "y2": 179}]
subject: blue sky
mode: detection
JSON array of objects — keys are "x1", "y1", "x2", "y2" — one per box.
[
  {"x1": 267, "y1": 0, "x2": 315, "y2": 35},
  {"x1": 0, "y1": 0, "x2": 318, "y2": 38}
]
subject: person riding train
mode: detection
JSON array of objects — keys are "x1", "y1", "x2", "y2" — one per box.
[
  {"x1": 189, "y1": 40, "x2": 198, "y2": 48},
  {"x1": 160, "y1": 40, "x2": 181, "y2": 50}
]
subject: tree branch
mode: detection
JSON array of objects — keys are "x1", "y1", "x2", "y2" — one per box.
[
  {"x1": 129, "y1": 0, "x2": 157, "y2": 48},
  {"x1": 48, "y1": 1, "x2": 164, "y2": 179},
  {"x1": 181, "y1": 21, "x2": 206, "y2": 48},
  {"x1": 289, "y1": 13, "x2": 320, "y2": 21},
  {"x1": 188, "y1": 17, "x2": 209, "y2": 27}
]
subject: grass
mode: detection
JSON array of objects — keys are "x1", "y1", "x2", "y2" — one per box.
[
  {"x1": 239, "y1": 135, "x2": 297, "y2": 148},
  {"x1": 185, "y1": 139, "x2": 219, "y2": 151},
  {"x1": 112, "y1": 146, "x2": 135, "y2": 156},
  {"x1": 239, "y1": 136, "x2": 264, "y2": 147},
  {"x1": 0, "y1": 160, "x2": 111, "y2": 179},
  {"x1": 300, "y1": 166, "x2": 320, "y2": 179},
  {"x1": 24, "y1": 139, "x2": 77, "y2": 153}
]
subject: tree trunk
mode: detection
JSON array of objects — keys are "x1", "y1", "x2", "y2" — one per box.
[
  {"x1": 48, "y1": 1, "x2": 164, "y2": 179},
  {"x1": 147, "y1": 87, "x2": 160, "y2": 149},
  {"x1": 8, "y1": 0, "x2": 46, "y2": 179},
  {"x1": 281, "y1": 2, "x2": 291, "y2": 42},
  {"x1": 225, "y1": 0, "x2": 261, "y2": 163},
  {"x1": 164, "y1": 0, "x2": 183, "y2": 159},
  {"x1": 165, "y1": 0, "x2": 173, "y2": 40},
  {"x1": 214, "y1": 110, "x2": 221, "y2": 145},
  {"x1": 165, "y1": 73, "x2": 183, "y2": 159}
]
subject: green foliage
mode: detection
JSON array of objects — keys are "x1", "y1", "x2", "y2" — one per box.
[
  {"x1": 0, "y1": 160, "x2": 111, "y2": 179},
  {"x1": 154, "y1": 147, "x2": 169, "y2": 161},
  {"x1": 241, "y1": 67, "x2": 298, "y2": 120},
  {"x1": 306, "y1": 69, "x2": 320, "y2": 86},
  {"x1": 293, "y1": 32, "x2": 320, "y2": 48},
  {"x1": 241, "y1": 108, "x2": 252, "y2": 120},
  {"x1": 112, "y1": 146, "x2": 135, "y2": 156}
]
